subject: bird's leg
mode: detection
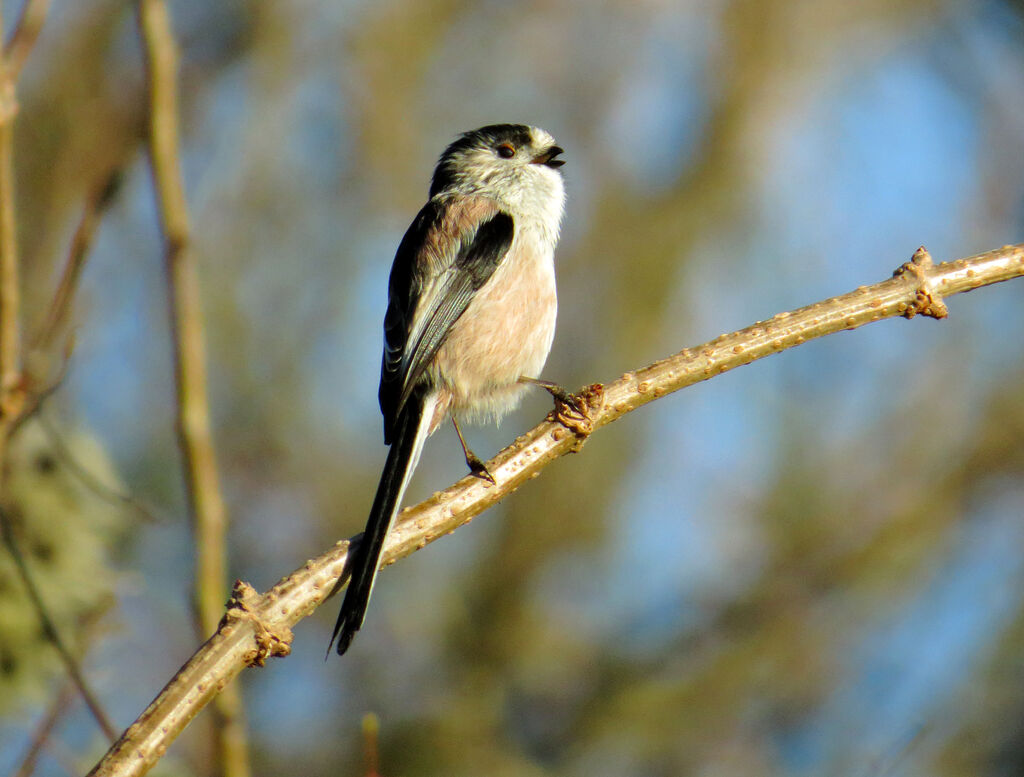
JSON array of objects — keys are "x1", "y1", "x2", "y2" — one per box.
[{"x1": 452, "y1": 415, "x2": 496, "y2": 485}]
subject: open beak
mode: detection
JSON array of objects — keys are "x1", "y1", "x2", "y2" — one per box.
[{"x1": 532, "y1": 145, "x2": 565, "y2": 168}]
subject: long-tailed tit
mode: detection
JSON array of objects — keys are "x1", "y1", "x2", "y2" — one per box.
[{"x1": 329, "y1": 124, "x2": 567, "y2": 656}]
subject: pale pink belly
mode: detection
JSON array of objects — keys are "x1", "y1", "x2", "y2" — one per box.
[{"x1": 430, "y1": 236, "x2": 557, "y2": 425}]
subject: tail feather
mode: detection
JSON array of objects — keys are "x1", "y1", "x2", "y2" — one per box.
[{"x1": 330, "y1": 391, "x2": 435, "y2": 656}]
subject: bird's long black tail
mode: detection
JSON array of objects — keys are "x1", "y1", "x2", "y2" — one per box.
[{"x1": 330, "y1": 390, "x2": 433, "y2": 656}]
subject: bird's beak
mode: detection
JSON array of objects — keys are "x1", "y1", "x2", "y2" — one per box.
[{"x1": 532, "y1": 145, "x2": 565, "y2": 168}]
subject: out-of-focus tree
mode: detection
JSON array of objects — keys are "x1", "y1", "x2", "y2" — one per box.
[{"x1": 2, "y1": 1, "x2": 1024, "y2": 777}]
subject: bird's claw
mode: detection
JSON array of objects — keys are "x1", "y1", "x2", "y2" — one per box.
[
  {"x1": 466, "y1": 451, "x2": 497, "y2": 485},
  {"x1": 544, "y1": 382, "x2": 587, "y2": 418},
  {"x1": 524, "y1": 379, "x2": 601, "y2": 439}
]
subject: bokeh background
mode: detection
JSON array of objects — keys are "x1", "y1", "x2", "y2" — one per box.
[{"x1": 2, "y1": 0, "x2": 1024, "y2": 775}]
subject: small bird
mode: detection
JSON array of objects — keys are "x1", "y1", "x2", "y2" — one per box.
[{"x1": 329, "y1": 124, "x2": 568, "y2": 656}]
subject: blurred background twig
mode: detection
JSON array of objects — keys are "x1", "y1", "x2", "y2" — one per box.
[
  {"x1": 0, "y1": 507, "x2": 116, "y2": 741},
  {"x1": 32, "y1": 168, "x2": 123, "y2": 354},
  {"x1": 0, "y1": 0, "x2": 124, "y2": 766},
  {"x1": 137, "y1": 1, "x2": 249, "y2": 777},
  {"x1": 0, "y1": 2, "x2": 22, "y2": 467}
]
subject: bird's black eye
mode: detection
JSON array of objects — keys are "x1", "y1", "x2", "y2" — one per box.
[{"x1": 496, "y1": 143, "x2": 516, "y2": 159}]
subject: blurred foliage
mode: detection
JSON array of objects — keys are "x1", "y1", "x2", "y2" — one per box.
[
  {"x1": 0, "y1": 419, "x2": 124, "y2": 713},
  {"x1": 2, "y1": 0, "x2": 1024, "y2": 776}
]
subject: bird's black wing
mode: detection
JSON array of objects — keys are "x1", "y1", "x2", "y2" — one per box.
[{"x1": 379, "y1": 197, "x2": 514, "y2": 442}]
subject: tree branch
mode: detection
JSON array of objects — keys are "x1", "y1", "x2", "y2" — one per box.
[
  {"x1": 0, "y1": 4, "x2": 121, "y2": 752},
  {"x1": 0, "y1": 0, "x2": 55, "y2": 439},
  {"x1": 11, "y1": 598, "x2": 116, "y2": 777},
  {"x1": 3, "y1": 0, "x2": 51, "y2": 81},
  {"x1": 0, "y1": 18, "x2": 22, "y2": 458},
  {"x1": 136, "y1": 2, "x2": 249, "y2": 777},
  {"x1": 84, "y1": 242, "x2": 1024, "y2": 777},
  {"x1": 33, "y1": 168, "x2": 123, "y2": 353},
  {"x1": 12, "y1": 678, "x2": 76, "y2": 777}
]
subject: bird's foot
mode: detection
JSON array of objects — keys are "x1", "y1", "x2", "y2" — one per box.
[
  {"x1": 521, "y1": 377, "x2": 603, "y2": 440},
  {"x1": 453, "y1": 415, "x2": 497, "y2": 485}
]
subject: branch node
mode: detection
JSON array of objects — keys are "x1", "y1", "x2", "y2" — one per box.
[
  {"x1": 0, "y1": 77, "x2": 18, "y2": 125},
  {"x1": 0, "y1": 385, "x2": 23, "y2": 418},
  {"x1": 893, "y1": 246, "x2": 948, "y2": 319},
  {"x1": 223, "y1": 581, "x2": 293, "y2": 667},
  {"x1": 549, "y1": 383, "x2": 604, "y2": 450}
]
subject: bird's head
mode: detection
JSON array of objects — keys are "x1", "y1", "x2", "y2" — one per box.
[{"x1": 429, "y1": 124, "x2": 565, "y2": 216}]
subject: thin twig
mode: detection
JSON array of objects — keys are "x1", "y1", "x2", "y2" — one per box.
[
  {"x1": 362, "y1": 714, "x2": 381, "y2": 777},
  {"x1": 11, "y1": 678, "x2": 77, "y2": 777},
  {"x1": 3, "y1": 0, "x2": 52, "y2": 81},
  {"x1": 8, "y1": 342, "x2": 72, "y2": 437},
  {"x1": 85, "y1": 242, "x2": 1024, "y2": 777},
  {"x1": 37, "y1": 410, "x2": 162, "y2": 524},
  {"x1": 38, "y1": 737, "x2": 82, "y2": 777},
  {"x1": 0, "y1": 9, "x2": 110, "y2": 762},
  {"x1": 0, "y1": 506, "x2": 117, "y2": 742},
  {"x1": 0, "y1": 39, "x2": 22, "y2": 436},
  {"x1": 0, "y1": 0, "x2": 55, "y2": 470},
  {"x1": 34, "y1": 168, "x2": 124, "y2": 352},
  {"x1": 11, "y1": 598, "x2": 115, "y2": 777},
  {"x1": 136, "y1": 2, "x2": 250, "y2": 777}
]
